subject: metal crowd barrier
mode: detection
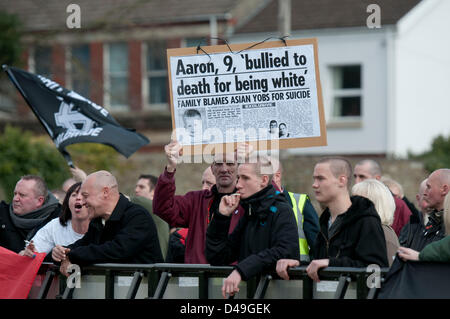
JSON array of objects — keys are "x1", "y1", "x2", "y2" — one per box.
[{"x1": 31, "y1": 262, "x2": 389, "y2": 300}]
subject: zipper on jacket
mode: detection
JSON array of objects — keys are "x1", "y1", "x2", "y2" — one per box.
[{"x1": 320, "y1": 229, "x2": 342, "y2": 257}]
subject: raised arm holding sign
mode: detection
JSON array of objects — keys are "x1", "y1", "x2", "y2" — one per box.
[{"x1": 166, "y1": 38, "x2": 327, "y2": 160}]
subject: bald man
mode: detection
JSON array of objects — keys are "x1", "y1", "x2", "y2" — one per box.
[
  {"x1": 54, "y1": 170, "x2": 163, "y2": 276},
  {"x1": 398, "y1": 169, "x2": 449, "y2": 253},
  {"x1": 201, "y1": 166, "x2": 216, "y2": 191},
  {"x1": 398, "y1": 179, "x2": 430, "y2": 248},
  {"x1": 417, "y1": 179, "x2": 431, "y2": 215}
]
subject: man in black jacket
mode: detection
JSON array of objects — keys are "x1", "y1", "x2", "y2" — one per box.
[
  {"x1": 0, "y1": 175, "x2": 60, "y2": 252},
  {"x1": 205, "y1": 156, "x2": 299, "y2": 298},
  {"x1": 277, "y1": 157, "x2": 388, "y2": 281},
  {"x1": 54, "y1": 170, "x2": 163, "y2": 276},
  {"x1": 377, "y1": 169, "x2": 449, "y2": 299},
  {"x1": 398, "y1": 169, "x2": 449, "y2": 250},
  {"x1": 398, "y1": 179, "x2": 432, "y2": 249}
]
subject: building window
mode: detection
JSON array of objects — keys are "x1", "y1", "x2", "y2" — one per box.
[
  {"x1": 34, "y1": 46, "x2": 52, "y2": 78},
  {"x1": 184, "y1": 37, "x2": 205, "y2": 48},
  {"x1": 70, "y1": 44, "x2": 90, "y2": 98},
  {"x1": 146, "y1": 40, "x2": 167, "y2": 106},
  {"x1": 107, "y1": 43, "x2": 129, "y2": 109},
  {"x1": 331, "y1": 65, "x2": 362, "y2": 119},
  {"x1": 0, "y1": 78, "x2": 15, "y2": 114}
]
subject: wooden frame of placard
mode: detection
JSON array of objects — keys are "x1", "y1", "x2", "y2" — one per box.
[{"x1": 166, "y1": 38, "x2": 327, "y2": 156}]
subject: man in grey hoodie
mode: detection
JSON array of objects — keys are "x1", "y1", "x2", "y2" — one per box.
[{"x1": 0, "y1": 175, "x2": 61, "y2": 252}]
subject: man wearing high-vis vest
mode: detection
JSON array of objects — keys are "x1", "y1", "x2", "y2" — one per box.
[{"x1": 271, "y1": 161, "x2": 320, "y2": 262}]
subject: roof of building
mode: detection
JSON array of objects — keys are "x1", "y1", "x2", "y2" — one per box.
[
  {"x1": 0, "y1": 0, "x2": 422, "y2": 35},
  {"x1": 0, "y1": 0, "x2": 243, "y2": 32},
  {"x1": 235, "y1": 0, "x2": 422, "y2": 34}
]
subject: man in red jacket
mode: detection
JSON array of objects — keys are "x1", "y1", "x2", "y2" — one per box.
[{"x1": 152, "y1": 140, "x2": 245, "y2": 264}]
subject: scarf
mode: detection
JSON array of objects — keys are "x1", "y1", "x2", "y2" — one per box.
[{"x1": 9, "y1": 192, "x2": 59, "y2": 235}]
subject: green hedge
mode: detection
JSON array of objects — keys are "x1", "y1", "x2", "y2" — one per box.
[
  {"x1": 0, "y1": 125, "x2": 121, "y2": 202},
  {"x1": 0, "y1": 125, "x2": 69, "y2": 201},
  {"x1": 409, "y1": 134, "x2": 450, "y2": 173}
]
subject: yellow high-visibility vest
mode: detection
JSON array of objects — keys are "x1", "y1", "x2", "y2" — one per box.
[{"x1": 288, "y1": 192, "x2": 310, "y2": 262}]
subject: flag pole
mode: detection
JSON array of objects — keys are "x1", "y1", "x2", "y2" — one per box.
[{"x1": 60, "y1": 148, "x2": 75, "y2": 169}]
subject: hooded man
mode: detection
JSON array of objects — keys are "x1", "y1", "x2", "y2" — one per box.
[
  {"x1": 206, "y1": 155, "x2": 299, "y2": 298},
  {"x1": 277, "y1": 157, "x2": 388, "y2": 282}
]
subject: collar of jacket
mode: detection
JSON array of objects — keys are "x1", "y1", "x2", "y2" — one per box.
[
  {"x1": 240, "y1": 185, "x2": 280, "y2": 220},
  {"x1": 109, "y1": 193, "x2": 130, "y2": 222},
  {"x1": 428, "y1": 209, "x2": 444, "y2": 225},
  {"x1": 319, "y1": 195, "x2": 381, "y2": 230},
  {"x1": 91, "y1": 193, "x2": 129, "y2": 227},
  {"x1": 205, "y1": 184, "x2": 238, "y2": 199}
]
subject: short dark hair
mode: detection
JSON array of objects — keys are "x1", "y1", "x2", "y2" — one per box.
[
  {"x1": 317, "y1": 157, "x2": 353, "y2": 182},
  {"x1": 355, "y1": 159, "x2": 382, "y2": 176},
  {"x1": 59, "y1": 182, "x2": 82, "y2": 226},
  {"x1": 138, "y1": 174, "x2": 158, "y2": 191},
  {"x1": 183, "y1": 109, "x2": 201, "y2": 118},
  {"x1": 20, "y1": 175, "x2": 48, "y2": 198}
]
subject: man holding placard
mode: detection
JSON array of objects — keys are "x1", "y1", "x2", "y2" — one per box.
[{"x1": 152, "y1": 140, "x2": 245, "y2": 264}]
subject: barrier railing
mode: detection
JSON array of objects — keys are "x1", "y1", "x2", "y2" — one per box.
[{"x1": 33, "y1": 263, "x2": 389, "y2": 300}]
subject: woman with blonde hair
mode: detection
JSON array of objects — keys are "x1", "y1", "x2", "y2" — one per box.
[
  {"x1": 398, "y1": 193, "x2": 450, "y2": 262},
  {"x1": 352, "y1": 179, "x2": 399, "y2": 266}
]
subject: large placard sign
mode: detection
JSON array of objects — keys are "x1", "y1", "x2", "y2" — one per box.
[{"x1": 167, "y1": 38, "x2": 327, "y2": 156}]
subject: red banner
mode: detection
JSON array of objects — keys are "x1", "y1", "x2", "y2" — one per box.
[{"x1": 0, "y1": 246, "x2": 46, "y2": 299}]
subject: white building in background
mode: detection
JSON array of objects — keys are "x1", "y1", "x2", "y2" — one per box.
[{"x1": 230, "y1": 0, "x2": 450, "y2": 157}]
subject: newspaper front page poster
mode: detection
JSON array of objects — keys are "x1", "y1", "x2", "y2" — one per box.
[{"x1": 167, "y1": 38, "x2": 327, "y2": 155}]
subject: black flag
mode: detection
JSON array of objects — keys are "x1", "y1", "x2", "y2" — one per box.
[{"x1": 3, "y1": 65, "x2": 149, "y2": 166}]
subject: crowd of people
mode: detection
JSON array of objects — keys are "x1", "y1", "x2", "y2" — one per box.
[{"x1": 0, "y1": 141, "x2": 449, "y2": 298}]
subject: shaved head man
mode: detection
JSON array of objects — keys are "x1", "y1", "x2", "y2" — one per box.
[
  {"x1": 277, "y1": 157, "x2": 388, "y2": 282},
  {"x1": 424, "y1": 169, "x2": 450, "y2": 212},
  {"x1": 56, "y1": 170, "x2": 163, "y2": 276},
  {"x1": 80, "y1": 170, "x2": 119, "y2": 220},
  {"x1": 416, "y1": 179, "x2": 429, "y2": 212},
  {"x1": 206, "y1": 155, "x2": 299, "y2": 298},
  {"x1": 398, "y1": 169, "x2": 449, "y2": 250},
  {"x1": 201, "y1": 166, "x2": 216, "y2": 191},
  {"x1": 353, "y1": 159, "x2": 382, "y2": 184}
]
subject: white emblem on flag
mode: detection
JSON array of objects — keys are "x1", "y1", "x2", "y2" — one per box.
[
  {"x1": 54, "y1": 99, "x2": 103, "y2": 147},
  {"x1": 55, "y1": 100, "x2": 95, "y2": 132}
]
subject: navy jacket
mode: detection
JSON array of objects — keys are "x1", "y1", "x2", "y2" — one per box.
[
  {"x1": 281, "y1": 191, "x2": 319, "y2": 256},
  {"x1": 398, "y1": 209, "x2": 445, "y2": 251}
]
